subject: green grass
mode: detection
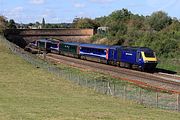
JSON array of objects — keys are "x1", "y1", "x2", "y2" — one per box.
[
  {"x1": 157, "y1": 57, "x2": 180, "y2": 75},
  {"x1": 0, "y1": 37, "x2": 180, "y2": 120}
]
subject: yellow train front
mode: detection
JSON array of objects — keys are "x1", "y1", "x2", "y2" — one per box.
[{"x1": 115, "y1": 47, "x2": 158, "y2": 71}]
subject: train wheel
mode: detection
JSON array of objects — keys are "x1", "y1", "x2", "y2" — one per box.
[{"x1": 116, "y1": 62, "x2": 120, "y2": 67}]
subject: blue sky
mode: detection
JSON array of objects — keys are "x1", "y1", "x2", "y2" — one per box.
[{"x1": 0, "y1": 0, "x2": 180, "y2": 23}]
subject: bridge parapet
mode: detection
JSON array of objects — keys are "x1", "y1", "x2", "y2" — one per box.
[
  {"x1": 5, "y1": 29, "x2": 94, "y2": 36},
  {"x1": 4, "y1": 28, "x2": 95, "y2": 48}
]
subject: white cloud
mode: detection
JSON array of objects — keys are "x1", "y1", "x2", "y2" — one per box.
[
  {"x1": 74, "y1": 3, "x2": 85, "y2": 8},
  {"x1": 30, "y1": 0, "x2": 45, "y2": 5},
  {"x1": 90, "y1": 0, "x2": 115, "y2": 4},
  {"x1": 146, "y1": 0, "x2": 178, "y2": 9},
  {"x1": 41, "y1": 9, "x2": 52, "y2": 18},
  {"x1": 77, "y1": 12, "x2": 86, "y2": 17},
  {"x1": 3, "y1": 6, "x2": 24, "y2": 22},
  {"x1": 6, "y1": 6, "x2": 24, "y2": 18}
]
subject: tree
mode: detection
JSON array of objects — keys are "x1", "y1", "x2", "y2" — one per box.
[
  {"x1": 0, "y1": 16, "x2": 7, "y2": 33},
  {"x1": 42, "y1": 18, "x2": 46, "y2": 28},
  {"x1": 109, "y1": 8, "x2": 132, "y2": 22},
  {"x1": 73, "y1": 18, "x2": 99, "y2": 29},
  {"x1": 147, "y1": 11, "x2": 172, "y2": 31},
  {"x1": 7, "y1": 19, "x2": 16, "y2": 29}
]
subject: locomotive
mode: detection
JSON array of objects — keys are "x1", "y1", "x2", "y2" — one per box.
[{"x1": 26, "y1": 38, "x2": 158, "y2": 71}]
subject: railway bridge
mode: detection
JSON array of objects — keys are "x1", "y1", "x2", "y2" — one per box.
[{"x1": 4, "y1": 28, "x2": 95, "y2": 48}]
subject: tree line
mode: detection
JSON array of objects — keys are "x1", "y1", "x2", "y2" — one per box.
[
  {"x1": 73, "y1": 9, "x2": 180, "y2": 59},
  {"x1": 1, "y1": 8, "x2": 180, "y2": 60}
]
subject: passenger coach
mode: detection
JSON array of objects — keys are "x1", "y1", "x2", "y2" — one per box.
[{"x1": 26, "y1": 39, "x2": 158, "y2": 71}]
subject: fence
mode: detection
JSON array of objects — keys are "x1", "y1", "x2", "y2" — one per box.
[{"x1": 1, "y1": 36, "x2": 180, "y2": 112}]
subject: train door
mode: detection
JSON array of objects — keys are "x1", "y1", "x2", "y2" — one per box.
[
  {"x1": 117, "y1": 48, "x2": 121, "y2": 61},
  {"x1": 136, "y1": 51, "x2": 141, "y2": 63},
  {"x1": 108, "y1": 49, "x2": 114, "y2": 60},
  {"x1": 136, "y1": 51, "x2": 143, "y2": 66}
]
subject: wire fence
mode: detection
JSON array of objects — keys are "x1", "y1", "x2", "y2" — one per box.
[{"x1": 1, "y1": 36, "x2": 180, "y2": 112}]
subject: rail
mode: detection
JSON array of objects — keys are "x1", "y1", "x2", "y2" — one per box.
[{"x1": 0, "y1": 36, "x2": 180, "y2": 112}]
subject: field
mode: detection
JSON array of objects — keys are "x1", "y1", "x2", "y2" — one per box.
[{"x1": 0, "y1": 37, "x2": 180, "y2": 120}]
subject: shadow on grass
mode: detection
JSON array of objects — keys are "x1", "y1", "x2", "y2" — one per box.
[{"x1": 155, "y1": 68, "x2": 177, "y2": 74}]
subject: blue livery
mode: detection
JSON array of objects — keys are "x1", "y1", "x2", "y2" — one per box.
[
  {"x1": 30, "y1": 39, "x2": 158, "y2": 71},
  {"x1": 79, "y1": 43, "x2": 110, "y2": 60}
]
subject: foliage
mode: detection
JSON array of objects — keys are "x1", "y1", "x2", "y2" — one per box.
[
  {"x1": 42, "y1": 18, "x2": 45, "y2": 28},
  {"x1": 147, "y1": 11, "x2": 172, "y2": 31},
  {"x1": 73, "y1": 17, "x2": 100, "y2": 29},
  {"x1": 92, "y1": 9, "x2": 180, "y2": 72},
  {"x1": 7, "y1": 19, "x2": 17, "y2": 29},
  {"x1": 45, "y1": 23, "x2": 72, "y2": 28},
  {"x1": 94, "y1": 9, "x2": 180, "y2": 58},
  {"x1": 0, "y1": 16, "x2": 7, "y2": 33}
]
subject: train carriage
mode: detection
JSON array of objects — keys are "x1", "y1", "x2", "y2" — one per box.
[
  {"x1": 79, "y1": 43, "x2": 110, "y2": 63},
  {"x1": 28, "y1": 39, "x2": 158, "y2": 72},
  {"x1": 108, "y1": 46, "x2": 123, "y2": 65},
  {"x1": 59, "y1": 42, "x2": 80, "y2": 58},
  {"x1": 36, "y1": 39, "x2": 56, "y2": 53}
]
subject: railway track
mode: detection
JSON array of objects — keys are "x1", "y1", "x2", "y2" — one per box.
[
  {"x1": 47, "y1": 53, "x2": 180, "y2": 93},
  {"x1": 4, "y1": 38, "x2": 180, "y2": 93},
  {"x1": 154, "y1": 72, "x2": 180, "y2": 82}
]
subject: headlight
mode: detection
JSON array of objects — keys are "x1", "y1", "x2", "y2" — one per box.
[{"x1": 144, "y1": 60, "x2": 148, "y2": 63}]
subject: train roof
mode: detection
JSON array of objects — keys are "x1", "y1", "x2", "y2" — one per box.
[
  {"x1": 109, "y1": 45, "x2": 123, "y2": 49},
  {"x1": 61, "y1": 42, "x2": 81, "y2": 46},
  {"x1": 122, "y1": 46, "x2": 153, "y2": 51},
  {"x1": 80, "y1": 43, "x2": 110, "y2": 49},
  {"x1": 37, "y1": 39, "x2": 55, "y2": 43}
]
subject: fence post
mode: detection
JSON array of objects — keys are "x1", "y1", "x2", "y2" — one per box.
[
  {"x1": 177, "y1": 94, "x2": 180, "y2": 112},
  {"x1": 124, "y1": 85, "x2": 127, "y2": 100},
  {"x1": 156, "y1": 92, "x2": 159, "y2": 108},
  {"x1": 113, "y1": 83, "x2": 116, "y2": 96},
  {"x1": 94, "y1": 79, "x2": 97, "y2": 91},
  {"x1": 103, "y1": 81, "x2": 106, "y2": 94},
  {"x1": 107, "y1": 81, "x2": 112, "y2": 95},
  {"x1": 43, "y1": 51, "x2": 46, "y2": 59},
  {"x1": 78, "y1": 75, "x2": 80, "y2": 85},
  {"x1": 139, "y1": 87, "x2": 143, "y2": 104},
  {"x1": 86, "y1": 79, "x2": 88, "y2": 87}
]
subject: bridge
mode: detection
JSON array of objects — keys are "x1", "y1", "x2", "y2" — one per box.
[{"x1": 4, "y1": 28, "x2": 95, "y2": 48}]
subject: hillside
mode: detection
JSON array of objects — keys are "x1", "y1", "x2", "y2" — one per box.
[
  {"x1": 0, "y1": 36, "x2": 180, "y2": 119},
  {"x1": 91, "y1": 9, "x2": 180, "y2": 74}
]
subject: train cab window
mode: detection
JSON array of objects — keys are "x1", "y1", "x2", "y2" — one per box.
[
  {"x1": 144, "y1": 52, "x2": 155, "y2": 57},
  {"x1": 137, "y1": 52, "x2": 142, "y2": 60}
]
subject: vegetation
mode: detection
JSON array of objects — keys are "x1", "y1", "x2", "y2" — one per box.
[
  {"x1": 73, "y1": 9, "x2": 179, "y2": 62},
  {"x1": 89, "y1": 9, "x2": 179, "y2": 73},
  {"x1": 73, "y1": 17, "x2": 99, "y2": 29},
  {"x1": 7, "y1": 19, "x2": 17, "y2": 29},
  {"x1": 42, "y1": 18, "x2": 45, "y2": 28},
  {"x1": 0, "y1": 16, "x2": 17, "y2": 30},
  {"x1": 0, "y1": 16, "x2": 7, "y2": 33},
  {"x1": 1, "y1": 36, "x2": 180, "y2": 119}
]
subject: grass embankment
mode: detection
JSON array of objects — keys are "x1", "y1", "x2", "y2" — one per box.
[
  {"x1": 0, "y1": 37, "x2": 180, "y2": 120},
  {"x1": 157, "y1": 57, "x2": 180, "y2": 75}
]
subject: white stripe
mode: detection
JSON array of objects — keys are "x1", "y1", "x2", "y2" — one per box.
[{"x1": 80, "y1": 51, "x2": 106, "y2": 58}]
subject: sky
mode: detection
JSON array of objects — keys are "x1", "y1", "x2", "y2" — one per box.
[{"x1": 0, "y1": 0, "x2": 180, "y2": 23}]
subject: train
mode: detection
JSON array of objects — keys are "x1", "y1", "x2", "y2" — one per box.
[{"x1": 25, "y1": 38, "x2": 158, "y2": 71}]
